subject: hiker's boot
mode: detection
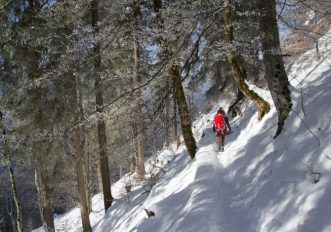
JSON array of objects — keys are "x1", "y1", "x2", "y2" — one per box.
[{"x1": 221, "y1": 146, "x2": 224, "y2": 152}]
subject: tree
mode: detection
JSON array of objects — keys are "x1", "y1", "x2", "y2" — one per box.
[
  {"x1": 0, "y1": 0, "x2": 59, "y2": 230},
  {"x1": 7, "y1": 161, "x2": 23, "y2": 232},
  {"x1": 153, "y1": 0, "x2": 197, "y2": 159},
  {"x1": 91, "y1": 0, "x2": 113, "y2": 212},
  {"x1": 132, "y1": 0, "x2": 146, "y2": 179},
  {"x1": 69, "y1": 73, "x2": 92, "y2": 232},
  {"x1": 279, "y1": 0, "x2": 331, "y2": 59},
  {"x1": 256, "y1": 0, "x2": 292, "y2": 137},
  {"x1": 223, "y1": 0, "x2": 270, "y2": 120},
  {"x1": 0, "y1": 115, "x2": 23, "y2": 232},
  {"x1": 35, "y1": 161, "x2": 55, "y2": 232}
]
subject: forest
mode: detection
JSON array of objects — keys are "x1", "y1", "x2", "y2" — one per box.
[{"x1": 0, "y1": 0, "x2": 330, "y2": 231}]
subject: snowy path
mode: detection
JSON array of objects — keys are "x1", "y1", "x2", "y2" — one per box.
[
  {"x1": 195, "y1": 127, "x2": 253, "y2": 232},
  {"x1": 126, "y1": 125, "x2": 253, "y2": 232}
]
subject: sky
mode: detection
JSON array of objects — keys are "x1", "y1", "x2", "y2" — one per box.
[{"x1": 34, "y1": 28, "x2": 331, "y2": 232}]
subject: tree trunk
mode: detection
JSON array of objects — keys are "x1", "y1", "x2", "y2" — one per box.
[
  {"x1": 133, "y1": 2, "x2": 145, "y2": 179},
  {"x1": 35, "y1": 167, "x2": 55, "y2": 232},
  {"x1": 228, "y1": 88, "x2": 244, "y2": 117},
  {"x1": 170, "y1": 64, "x2": 197, "y2": 159},
  {"x1": 256, "y1": 0, "x2": 292, "y2": 137},
  {"x1": 164, "y1": 97, "x2": 171, "y2": 148},
  {"x1": 84, "y1": 143, "x2": 92, "y2": 214},
  {"x1": 91, "y1": 0, "x2": 113, "y2": 211},
  {"x1": 78, "y1": 87, "x2": 92, "y2": 214},
  {"x1": 224, "y1": 0, "x2": 270, "y2": 120},
  {"x1": 96, "y1": 151, "x2": 103, "y2": 192},
  {"x1": 130, "y1": 121, "x2": 138, "y2": 174},
  {"x1": 7, "y1": 162, "x2": 23, "y2": 232},
  {"x1": 154, "y1": 0, "x2": 196, "y2": 157},
  {"x1": 173, "y1": 80, "x2": 181, "y2": 148},
  {"x1": 153, "y1": 0, "x2": 162, "y2": 12},
  {"x1": 10, "y1": 214, "x2": 17, "y2": 232},
  {"x1": 164, "y1": 78, "x2": 171, "y2": 148},
  {"x1": 70, "y1": 74, "x2": 92, "y2": 232},
  {"x1": 119, "y1": 164, "x2": 123, "y2": 178}
]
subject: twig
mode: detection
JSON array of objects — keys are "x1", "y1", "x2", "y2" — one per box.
[{"x1": 291, "y1": 109, "x2": 320, "y2": 145}]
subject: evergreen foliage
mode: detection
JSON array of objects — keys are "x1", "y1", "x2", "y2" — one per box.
[{"x1": 0, "y1": 0, "x2": 329, "y2": 230}]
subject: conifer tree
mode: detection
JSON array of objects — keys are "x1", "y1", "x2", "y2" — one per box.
[
  {"x1": 132, "y1": 0, "x2": 146, "y2": 179},
  {"x1": 91, "y1": 0, "x2": 113, "y2": 211}
]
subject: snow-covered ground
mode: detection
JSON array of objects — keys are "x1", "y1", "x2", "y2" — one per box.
[{"x1": 34, "y1": 31, "x2": 331, "y2": 232}]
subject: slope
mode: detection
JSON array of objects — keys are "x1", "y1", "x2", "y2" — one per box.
[{"x1": 34, "y1": 30, "x2": 331, "y2": 232}]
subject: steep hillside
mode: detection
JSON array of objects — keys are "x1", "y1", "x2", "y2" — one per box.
[{"x1": 34, "y1": 30, "x2": 331, "y2": 232}]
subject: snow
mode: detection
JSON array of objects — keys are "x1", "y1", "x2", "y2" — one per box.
[{"x1": 34, "y1": 31, "x2": 331, "y2": 232}]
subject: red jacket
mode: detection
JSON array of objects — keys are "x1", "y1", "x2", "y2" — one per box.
[{"x1": 214, "y1": 113, "x2": 231, "y2": 132}]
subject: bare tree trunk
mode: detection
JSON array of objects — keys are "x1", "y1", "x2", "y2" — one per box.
[
  {"x1": 170, "y1": 64, "x2": 197, "y2": 159},
  {"x1": 95, "y1": 149, "x2": 103, "y2": 192},
  {"x1": 91, "y1": 0, "x2": 113, "y2": 211},
  {"x1": 84, "y1": 142, "x2": 92, "y2": 214},
  {"x1": 7, "y1": 162, "x2": 23, "y2": 232},
  {"x1": 119, "y1": 164, "x2": 123, "y2": 178},
  {"x1": 224, "y1": 0, "x2": 270, "y2": 120},
  {"x1": 35, "y1": 167, "x2": 55, "y2": 232},
  {"x1": 165, "y1": 98, "x2": 171, "y2": 147},
  {"x1": 173, "y1": 80, "x2": 180, "y2": 148},
  {"x1": 70, "y1": 74, "x2": 92, "y2": 232},
  {"x1": 87, "y1": 153, "x2": 93, "y2": 213},
  {"x1": 257, "y1": 0, "x2": 292, "y2": 137},
  {"x1": 130, "y1": 154, "x2": 137, "y2": 174},
  {"x1": 164, "y1": 78, "x2": 171, "y2": 148},
  {"x1": 78, "y1": 86, "x2": 92, "y2": 214},
  {"x1": 10, "y1": 214, "x2": 17, "y2": 232},
  {"x1": 133, "y1": 2, "x2": 145, "y2": 179},
  {"x1": 130, "y1": 121, "x2": 138, "y2": 173}
]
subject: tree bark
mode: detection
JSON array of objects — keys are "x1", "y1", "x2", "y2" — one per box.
[
  {"x1": 35, "y1": 167, "x2": 55, "y2": 232},
  {"x1": 173, "y1": 80, "x2": 181, "y2": 148},
  {"x1": 133, "y1": 1, "x2": 146, "y2": 179},
  {"x1": 119, "y1": 164, "x2": 123, "y2": 178},
  {"x1": 78, "y1": 86, "x2": 92, "y2": 214},
  {"x1": 153, "y1": 0, "x2": 162, "y2": 12},
  {"x1": 7, "y1": 162, "x2": 23, "y2": 232},
  {"x1": 70, "y1": 74, "x2": 92, "y2": 232},
  {"x1": 96, "y1": 150, "x2": 103, "y2": 192},
  {"x1": 224, "y1": 0, "x2": 270, "y2": 120},
  {"x1": 84, "y1": 143, "x2": 92, "y2": 214},
  {"x1": 256, "y1": 0, "x2": 292, "y2": 137},
  {"x1": 131, "y1": 119, "x2": 138, "y2": 174},
  {"x1": 163, "y1": 77, "x2": 172, "y2": 148},
  {"x1": 91, "y1": 0, "x2": 113, "y2": 211},
  {"x1": 170, "y1": 64, "x2": 197, "y2": 159}
]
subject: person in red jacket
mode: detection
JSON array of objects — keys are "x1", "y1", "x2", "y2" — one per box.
[{"x1": 213, "y1": 107, "x2": 231, "y2": 152}]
